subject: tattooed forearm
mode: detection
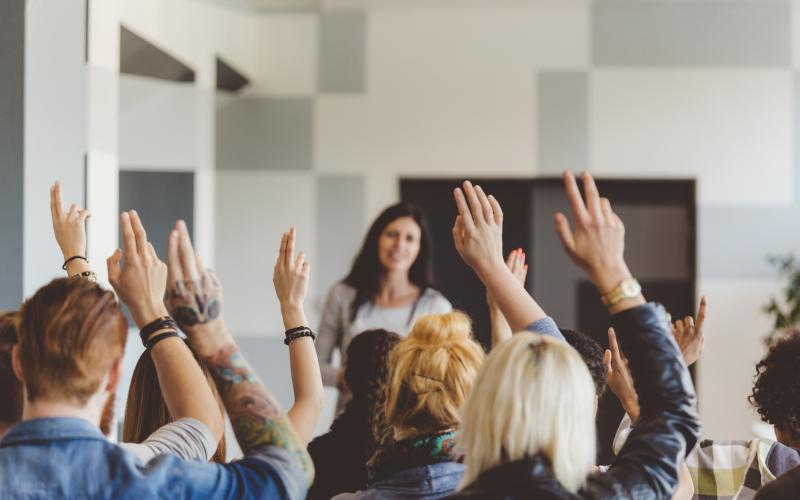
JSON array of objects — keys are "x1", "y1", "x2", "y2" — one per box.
[{"x1": 205, "y1": 344, "x2": 314, "y2": 485}]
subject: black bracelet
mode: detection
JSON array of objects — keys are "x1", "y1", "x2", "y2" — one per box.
[
  {"x1": 284, "y1": 326, "x2": 315, "y2": 346},
  {"x1": 139, "y1": 316, "x2": 177, "y2": 346},
  {"x1": 62, "y1": 255, "x2": 88, "y2": 270},
  {"x1": 146, "y1": 330, "x2": 180, "y2": 350}
]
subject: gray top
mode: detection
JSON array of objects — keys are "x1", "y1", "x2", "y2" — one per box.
[
  {"x1": 316, "y1": 282, "x2": 453, "y2": 387},
  {"x1": 119, "y1": 417, "x2": 217, "y2": 463}
]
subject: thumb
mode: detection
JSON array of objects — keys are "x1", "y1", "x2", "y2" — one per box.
[
  {"x1": 106, "y1": 248, "x2": 122, "y2": 285},
  {"x1": 553, "y1": 212, "x2": 576, "y2": 255},
  {"x1": 603, "y1": 349, "x2": 612, "y2": 372}
]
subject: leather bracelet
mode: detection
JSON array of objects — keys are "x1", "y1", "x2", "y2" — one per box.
[
  {"x1": 62, "y1": 255, "x2": 88, "y2": 270},
  {"x1": 146, "y1": 330, "x2": 180, "y2": 350},
  {"x1": 284, "y1": 327, "x2": 315, "y2": 346},
  {"x1": 139, "y1": 316, "x2": 176, "y2": 346}
]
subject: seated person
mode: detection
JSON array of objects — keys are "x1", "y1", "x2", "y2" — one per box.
[
  {"x1": 308, "y1": 329, "x2": 401, "y2": 500},
  {"x1": 611, "y1": 299, "x2": 800, "y2": 499},
  {"x1": 449, "y1": 175, "x2": 700, "y2": 497},
  {"x1": 0, "y1": 311, "x2": 22, "y2": 440},
  {"x1": 0, "y1": 208, "x2": 312, "y2": 498}
]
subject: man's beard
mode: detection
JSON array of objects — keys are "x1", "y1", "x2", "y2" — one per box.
[{"x1": 99, "y1": 391, "x2": 116, "y2": 437}]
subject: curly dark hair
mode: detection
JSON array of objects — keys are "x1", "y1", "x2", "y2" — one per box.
[
  {"x1": 331, "y1": 329, "x2": 402, "y2": 462},
  {"x1": 560, "y1": 328, "x2": 607, "y2": 398},
  {"x1": 0, "y1": 311, "x2": 22, "y2": 426},
  {"x1": 749, "y1": 330, "x2": 800, "y2": 441}
]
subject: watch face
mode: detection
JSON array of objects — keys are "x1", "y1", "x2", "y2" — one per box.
[{"x1": 620, "y1": 279, "x2": 641, "y2": 296}]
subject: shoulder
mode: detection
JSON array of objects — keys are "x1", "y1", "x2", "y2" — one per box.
[{"x1": 418, "y1": 288, "x2": 452, "y2": 312}]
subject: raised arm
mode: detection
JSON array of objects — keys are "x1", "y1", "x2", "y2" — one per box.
[
  {"x1": 273, "y1": 228, "x2": 324, "y2": 445},
  {"x1": 553, "y1": 171, "x2": 698, "y2": 498},
  {"x1": 50, "y1": 181, "x2": 92, "y2": 278},
  {"x1": 107, "y1": 212, "x2": 224, "y2": 447},
  {"x1": 163, "y1": 221, "x2": 313, "y2": 486},
  {"x1": 452, "y1": 181, "x2": 562, "y2": 339},
  {"x1": 487, "y1": 249, "x2": 528, "y2": 348}
]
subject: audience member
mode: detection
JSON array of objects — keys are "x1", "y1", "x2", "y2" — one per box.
[
  {"x1": 0, "y1": 311, "x2": 21, "y2": 439},
  {"x1": 308, "y1": 329, "x2": 401, "y2": 500},
  {"x1": 449, "y1": 174, "x2": 700, "y2": 497},
  {"x1": 317, "y1": 203, "x2": 451, "y2": 409}
]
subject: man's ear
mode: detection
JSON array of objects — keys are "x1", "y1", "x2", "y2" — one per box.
[
  {"x1": 11, "y1": 344, "x2": 24, "y2": 383},
  {"x1": 105, "y1": 359, "x2": 123, "y2": 394}
]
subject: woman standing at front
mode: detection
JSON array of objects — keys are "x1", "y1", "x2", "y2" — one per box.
[{"x1": 316, "y1": 203, "x2": 452, "y2": 399}]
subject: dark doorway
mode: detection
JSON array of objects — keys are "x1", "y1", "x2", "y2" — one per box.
[{"x1": 401, "y1": 177, "x2": 696, "y2": 465}]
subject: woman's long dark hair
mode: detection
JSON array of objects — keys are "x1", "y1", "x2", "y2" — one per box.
[{"x1": 343, "y1": 203, "x2": 435, "y2": 322}]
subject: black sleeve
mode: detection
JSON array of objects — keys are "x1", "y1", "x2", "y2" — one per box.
[{"x1": 582, "y1": 303, "x2": 701, "y2": 499}]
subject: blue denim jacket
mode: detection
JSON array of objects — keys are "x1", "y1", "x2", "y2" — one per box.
[
  {"x1": 0, "y1": 417, "x2": 307, "y2": 499},
  {"x1": 334, "y1": 462, "x2": 464, "y2": 499}
]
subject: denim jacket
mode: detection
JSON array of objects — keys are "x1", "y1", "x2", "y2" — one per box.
[
  {"x1": 0, "y1": 417, "x2": 307, "y2": 499},
  {"x1": 334, "y1": 462, "x2": 465, "y2": 499}
]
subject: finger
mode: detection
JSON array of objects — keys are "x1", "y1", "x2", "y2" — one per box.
[
  {"x1": 277, "y1": 231, "x2": 287, "y2": 268},
  {"x1": 128, "y1": 210, "x2": 149, "y2": 256},
  {"x1": 167, "y1": 229, "x2": 183, "y2": 284},
  {"x1": 452, "y1": 216, "x2": 466, "y2": 255},
  {"x1": 505, "y1": 249, "x2": 517, "y2": 268},
  {"x1": 301, "y1": 260, "x2": 311, "y2": 277},
  {"x1": 601, "y1": 197, "x2": 613, "y2": 217},
  {"x1": 68, "y1": 204, "x2": 79, "y2": 218},
  {"x1": 50, "y1": 182, "x2": 63, "y2": 220},
  {"x1": 177, "y1": 220, "x2": 200, "y2": 281},
  {"x1": 106, "y1": 248, "x2": 122, "y2": 285},
  {"x1": 453, "y1": 188, "x2": 477, "y2": 235},
  {"x1": 120, "y1": 212, "x2": 137, "y2": 254},
  {"x1": 563, "y1": 171, "x2": 590, "y2": 224},
  {"x1": 474, "y1": 185, "x2": 494, "y2": 225},
  {"x1": 674, "y1": 318, "x2": 684, "y2": 335},
  {"x1": 295, "y1": 251, "x2": 306, "y2": 270},
  {"x1": 696, "y1": 295, "x2": 708, "y2": 330},
  {"x1": 146, "y1": 242, "x2": 159, "y2": 261},
  {"x1": 608, "y1": 328, "x2": 623, "y2": 362},
  {"x1": 488, "y1": 194, "x2": 503, "y2": 225},
  {"x1": 195, "y1": 253, "x2": 206, "y2": 282},
  {"x1": 78, "y1": 210, "x2": 91, "y2": 222},
  {"x1": 582, "y1": 171, "x2": 603, "y2": 219},
  {"x1": 684, "y1": 316, "x2": 695, "y2": 333},
  {"x1": 462, "y1": 181, "x2": 486, "y2": 225},
  {"x1": 521, "y1": 264, "x2": 528, "y2": 284},
  {"x1": 286, "y1": 228, "x2": 296, "y2": 268},
  {"x1": 603, "y1": 349, "x2": 612, "y2": 371},
  {"x1": 553, "y1": 213, "x2": 576, "y2": 255}
]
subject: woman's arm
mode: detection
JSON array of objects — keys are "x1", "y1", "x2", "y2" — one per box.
[
  {"x1": 316, "y1": 285, "x2": 345, "y2": 388},
  {"x1": 50, "y1": 181, "x2": 91, "y2": 277},
  {"x1": 487, "y1": 249, "x2": 528, "y2": 348},
  {"x1": 273, "y1": 228, "x2": 324, "y2": 446}
]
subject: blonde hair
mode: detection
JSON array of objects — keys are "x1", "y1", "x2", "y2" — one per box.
[
  {"x1": 384, "y1": 311, "x2": 485, "y2": 435},
  {"x1": 457, "y1": 333, "x2": 596, "y2": 493}
]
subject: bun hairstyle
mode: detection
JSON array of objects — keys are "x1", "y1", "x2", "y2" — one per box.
[{"x1": 384, "y1": 311, "x2": 486, "y2": 435}]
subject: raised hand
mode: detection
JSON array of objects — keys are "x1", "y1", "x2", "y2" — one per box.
[
  {"x1": 50, "y1": 181, "x2": 91, "y2": 273},
  {"x1": 604, "y1": 327, "x2": 641, "y2": 423},
  {"x1": 107, "y1": 211, "x2": 169, "y2": 328},
  {"x1": 554, "y1": 171, "x2": 643, "y2": 311},
  {"x1": 487, "y1": 249, "x2": 528, "y2": 311},
  {"x1": 673, "y1": 296, "x2": 707, "y2": 366},
  {"x1": 273, "y1": 228, "x2": 310, "y2": 330},
  {"x1": 164, "y1": 220, "x2": 228, "y2": 356},
  {"x1": 452, "y1": 180, "x2": 504, "y2": 277}
]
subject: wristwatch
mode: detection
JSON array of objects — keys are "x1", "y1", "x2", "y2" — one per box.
[{"x1": 601, "y1": 278, "x2": 641, "y2": 307}]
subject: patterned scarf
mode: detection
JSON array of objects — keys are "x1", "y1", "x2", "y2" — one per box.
[{"x1": 367, "y1": 429, "x2": 457, "y2": 484}]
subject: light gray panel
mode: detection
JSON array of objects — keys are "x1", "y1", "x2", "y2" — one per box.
[
  {"x1": 699, "y1": 72, "x2": 800, "y2": 279},
  {"x1": 537, "y1": 72, "x2": 587, "y2": 174},
  {"x1": 233, "y1": 336, "x2": 294, "y2": 409},
  {"x1": 592, "y1": 2, "x2": 790, "y2": 66},
  {"x1": 0, "y1": 0, "x2": 24, "y2": 308},
  {"x1": 216, "y1": 95, "x2": 313, "y2": 170},
  {"x1": 316, "y1": 176, "x2": 366, "y2": 300},
  {"x1": 318, "y1": 10, "x2": 366, "y2": 94}
]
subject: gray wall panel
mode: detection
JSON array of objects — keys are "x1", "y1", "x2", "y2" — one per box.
[
  {"x1": 216, "y1": 95, "x2": 313, "y2": 171},
  {"x1": 592, "y1": 2, "x2": 790, "y2": 66},
  {"x1": 318, "y1": 10, "x2": 366, "y2": 93},
  {"x1": 537, "y1": 72, "x2": 587, "y2": 174},
  {"x1": 0, "y1": 0, "x2": 25, "y2": 308}
]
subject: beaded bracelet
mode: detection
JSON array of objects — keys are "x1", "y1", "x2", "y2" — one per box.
[
  {"x1": 139, "y1": 316, "x2": 177, "y2": 347},
  {"x1": 284, "y1": 326, "x2": 315, "y2": 346}
]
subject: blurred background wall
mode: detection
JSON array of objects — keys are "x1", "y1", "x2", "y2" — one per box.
[{"x1": 2, "y1": 0, "x2": 799, "y2": 445}]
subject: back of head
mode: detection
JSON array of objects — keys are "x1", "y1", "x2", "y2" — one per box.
[
  {"x1": 124, "y1": 347, "x2": 227, "y2": 463},
  {"x1": 559, "y1": 329, "x2": 607, "y2": 397},
  {"x1": 17, "y1": 278, "x2": 127, "y2": 405},
  {"x1": 0, "y1": 312, "x2": 22, "y2": 427},
  {"x1": 458, "y1": 333, "x2": 596, "y2": 493},
  {"x1": 749, "y1": 330, "x2": 800, "y2": 443},
  {"x1": 385, "y1": 311, "x2": 485, "y2": 434}
]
